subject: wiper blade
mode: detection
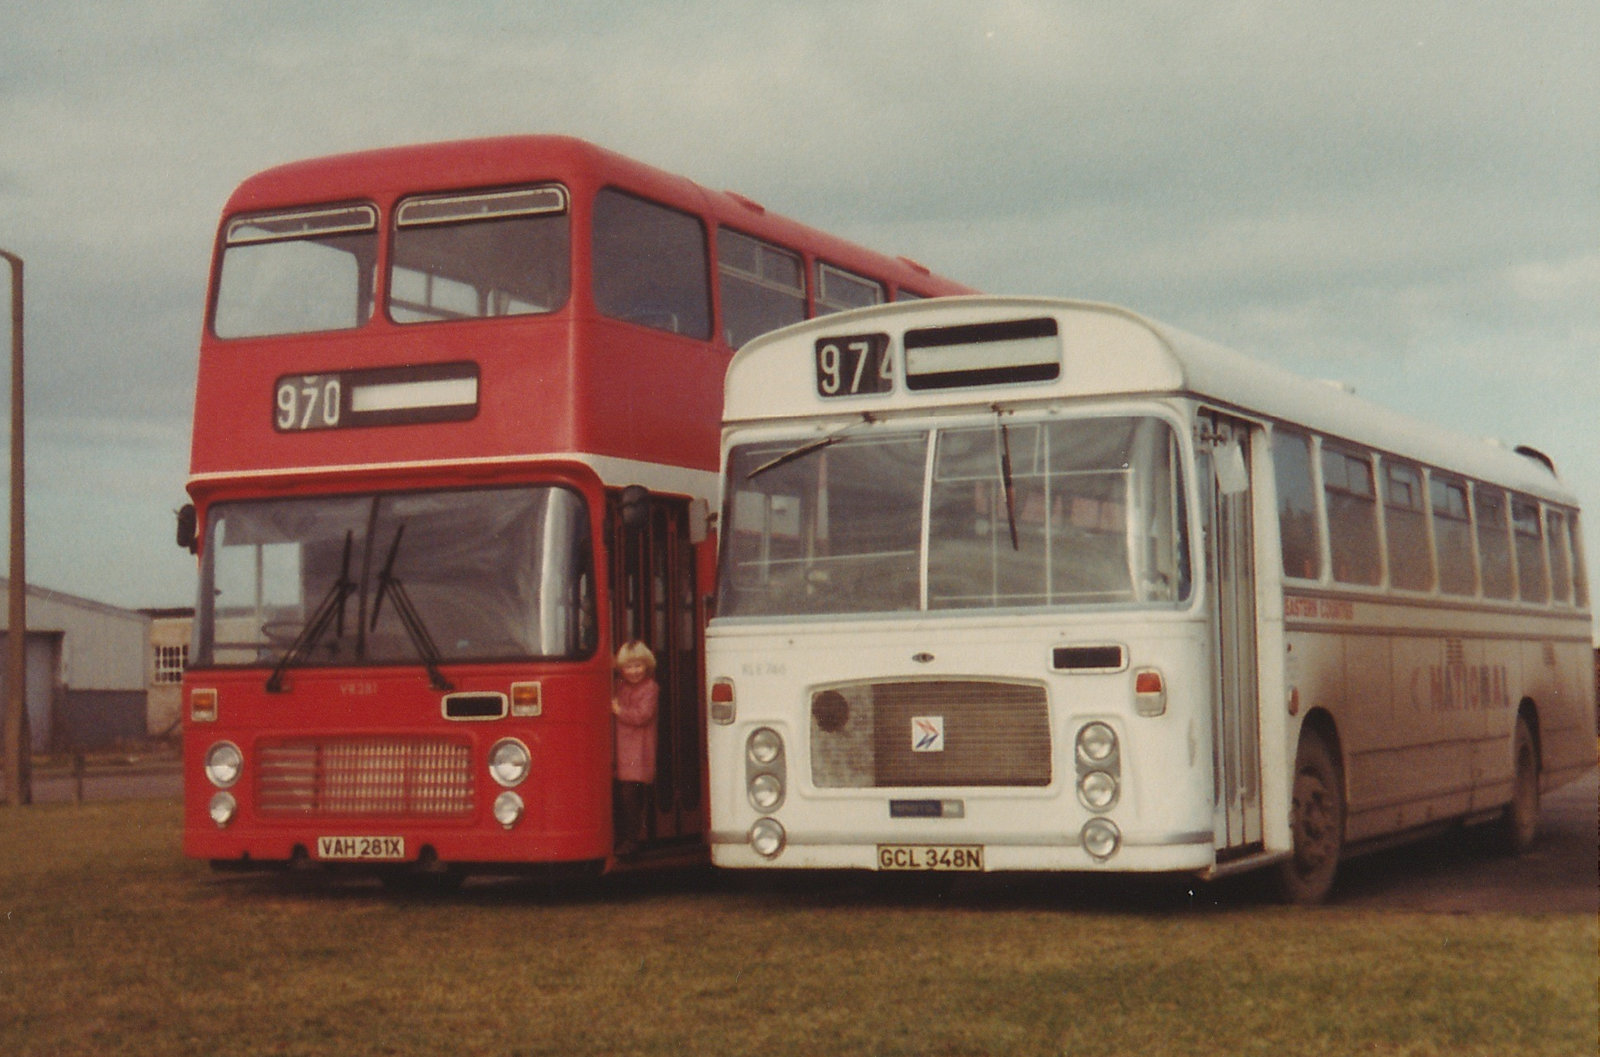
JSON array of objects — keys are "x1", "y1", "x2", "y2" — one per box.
[
  {"x1": 266, "y1": 531, "x2": 355, "y2": 693},
  {"x1": 996, "y1": 412, "x2": 1019, "y2": 551},
  {"x1": 746, "y1": 414, "x2": 874, "y2": 480},
  {"x1": 370, "y1": 523, "x2": 455, "y2": 692}
]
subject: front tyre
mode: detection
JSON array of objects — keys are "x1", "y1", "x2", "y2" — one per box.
[{"x1": 1277, "y1": 730, "x2": 1344, "y2": 905}]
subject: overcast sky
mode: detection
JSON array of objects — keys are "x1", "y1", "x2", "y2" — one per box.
[{"x1": 1, "y1": 1, "x2": 1596, "y2": 637}]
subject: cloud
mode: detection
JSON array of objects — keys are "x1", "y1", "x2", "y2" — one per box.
[{"x1": 1, "y1": 0, "x2": 1596, "y2": 609}]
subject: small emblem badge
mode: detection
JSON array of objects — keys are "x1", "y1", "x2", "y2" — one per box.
[{"x1": 912, "y1": 716, "x2": 944, "y2": 752}]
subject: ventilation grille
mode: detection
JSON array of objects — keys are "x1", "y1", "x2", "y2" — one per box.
[
  {"x1": 256, "y1": 738, "x2": 474, "y2": 817},
  {"x1": 810, "y1": 679, "x2": 1051, "y2": 788}
]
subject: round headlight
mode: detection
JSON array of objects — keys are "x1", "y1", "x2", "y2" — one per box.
[
  {"x1": 748, "y1": 772, "x2": 784, "y2": 813},
  {"x1": 749, "y1": 817, "x2": 786, "y2": 859},
  {"x1": 1076, "y1": 722, "x2": 1118, "y2": 764},
  {"x1": 747, "y1": 727, "x2": 783, "y2": 767},
  {"x1": 204, "y1": 741, "x2": 243, "y2": 789},
  {"x1": 1078, "y1": 770, "x2": 1119, "y2": 811},
  {"x1": 492, "y1": 790, "x2": 525, "y2": 828},
  {"x1": 208, "y1": 791, "x2": 237, "y2": 828},
  {"x1": 1081, "y1": 818, "x2": 1121, "y2": 861},
  {"x1": 488, "y1": 739, "x2": 531, "y2": 787}
]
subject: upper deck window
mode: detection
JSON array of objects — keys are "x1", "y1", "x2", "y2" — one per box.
[
  {"x1": 718, "y1": 228, "x2": 805, "y2": 348},
  {"x1": 592, "y1": 189, "x2": 710, "y2": 339},
  {"x1": 389, "y1": 185, "x2": 571, "y2": 323},
  {"x1": 815, "y1": 263, "x2": 884, "y2": 316},
  {"x1": 213, "y1": 204, "x2": 378, "y2": 338}
]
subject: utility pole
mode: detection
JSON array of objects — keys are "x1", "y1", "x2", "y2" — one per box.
[{"x1": 1, "y1": 248, "x2": 28, "y2": 807}]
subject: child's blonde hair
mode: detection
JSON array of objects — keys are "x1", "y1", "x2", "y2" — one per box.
[{"x1": 615, "y1": 640, "x2": 656, "y2": 673}]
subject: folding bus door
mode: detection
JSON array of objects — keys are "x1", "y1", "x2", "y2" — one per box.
[
  {"x1": 1198, "y1": 413, "x2": 1264, "y2": 853},
  {"x1": 607, "y1": 490, "x2": 705, "y2": 848}
]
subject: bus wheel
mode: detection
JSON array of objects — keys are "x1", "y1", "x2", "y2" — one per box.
[
  {"x1": 1493, "y1": 715, "x2": 1540, "y2": 855},
  {"x1": 1277, "y1": 731, "x2": 1344, "y2": 905}
]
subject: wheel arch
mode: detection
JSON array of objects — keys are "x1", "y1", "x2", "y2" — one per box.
[
  {"x1": 1296, "y1": 707, "x2": 1343, "y2": 775},
  {"x1": 1515, "y1": 696, "x2": 1542, "y2": 772}
]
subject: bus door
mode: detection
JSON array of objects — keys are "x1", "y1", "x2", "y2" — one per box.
[
  {"x1": 608, "y1": 489, "x2": 705, "y2": 848},
  {"x1": 1198, "y1": 413, "x2": 1264, "y2": 853}
]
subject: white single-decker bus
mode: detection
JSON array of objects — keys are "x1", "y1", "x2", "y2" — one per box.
[{"x1": 704, "y1": 296, "x2": 1595, "y2": 902}]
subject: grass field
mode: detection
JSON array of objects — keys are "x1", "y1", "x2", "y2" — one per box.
[{"x1": 1, "y1": 799, "x2": 1594, "y2": 1057}]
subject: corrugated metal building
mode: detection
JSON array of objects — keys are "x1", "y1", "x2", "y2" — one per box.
[{"x1": 0, "y1": 578, "x2": 151, "y2": 751}]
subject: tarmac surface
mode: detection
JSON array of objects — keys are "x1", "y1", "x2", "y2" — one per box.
[{"x1": 14, "y1": 755, "x2": 1597, "y2": 912}]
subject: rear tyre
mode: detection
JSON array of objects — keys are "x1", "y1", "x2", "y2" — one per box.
[
  {"x1": 1276, "y1": 730, "x2": 1344, "y2": 905},
  {"x1": 1492, "y1": 715, "x2": 1540, "y2": 855}
]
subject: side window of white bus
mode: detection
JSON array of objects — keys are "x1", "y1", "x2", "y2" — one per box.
[
  {"x1": 1565, "y1": 511, "x2": 1590, "y2": 606},
  {"x1": 1429, "y1": 475, "x2": 1476, "y2": 596},
  {"x1": 1383, "y1": 461, "x2": 1432, "y2": 591},
  {"x1": 1511, "y1": 497, "x2": 1549, "y2": 603},
  {"x1": 1473, "y1": 486, "x2": 1514, "y2": 600},
  {"x1": 1546, "y1": 507, "x2": 1574, "y2": 605},
  {"x1": 1272, "y1": 429, "x2": 1320, "y2": 580},
  {"x1": 1322, "y1": 445, "x2": 1381, "y2": 586}
]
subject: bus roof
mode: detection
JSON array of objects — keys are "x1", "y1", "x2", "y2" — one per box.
[
  {"x1": 219, "y1": 134, "x2": 974, "y2": 300},
  {"x1": 724, "y1": 295, "x2": 1575, "y2": 503}
]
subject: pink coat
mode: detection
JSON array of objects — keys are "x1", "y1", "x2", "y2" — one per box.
[{"x1": 614, "y1": 677, "x2": 659, "y2": 783}]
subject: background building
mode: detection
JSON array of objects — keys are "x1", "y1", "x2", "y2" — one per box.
[
  {"x1": 0, "y1": 577, "x2": 151, "y2": 752},
  {"x1": 144, "y1": 607, "x2": 193, "y2": 738}
]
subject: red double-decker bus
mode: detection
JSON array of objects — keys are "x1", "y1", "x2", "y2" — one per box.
[{"x1": 178, "y1": 135, "x2": 972, "y2": 885}]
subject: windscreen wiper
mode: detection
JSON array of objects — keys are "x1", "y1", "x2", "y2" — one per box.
[
  {"x1": 369, "y1": 523, "x2": 455, "y2": 692},
  {"x1": 746, "y1": 413, "x2": 875, "y2": 480},
  {"x1": 996, "y1": 411, "x2": 1019, "y2": 551},
  {"x1": 266, "y1": 531, "x2": 355, "y2": 693}
]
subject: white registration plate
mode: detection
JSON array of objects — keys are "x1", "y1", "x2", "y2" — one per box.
[
  {"x1": 876, "y1": 844, "x2": 985, "y2": 872},
  {"x1": 316, "y1": 835, "x2": 406, "y2": 861}
]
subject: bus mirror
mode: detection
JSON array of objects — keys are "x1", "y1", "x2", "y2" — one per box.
[
  {"x1": 176, "y1": 504, "x2": 198, "y2": 553},
  {"x1": 619, "y1": 485, "x2": 650, "y2": 531}
]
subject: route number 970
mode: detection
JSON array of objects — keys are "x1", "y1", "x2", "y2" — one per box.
[
  {"x1": 814, "y1": 333, "x2": 892, "y2": 397},
  {"x1": 275, "y1": 375, "x2": 343, "y2": 431}
]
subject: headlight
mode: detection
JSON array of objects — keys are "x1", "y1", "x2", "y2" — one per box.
[
  {"x1": 204, "y1": 741, "x2": 242, "y2": 788},
  {"x1": 492, "y1": 790, "x2": 525, "y2": 828},
  {"x1": 208, "y1": 791, "x2": 237, "y2": 827},
  {"x1": 749, "y1": 772, "x2": 784, "y2": 812},
  {"x1": 747, "y1": 727, "x2": 783, "y2": 766},
  {"x1": 749, "y1": 817, "x2": 786, "y2": 859},
  {"x1": 1081, "y1": 818, "x2": 1121, "y2": 861},
  {"x1": 488, "y1": 738, "x2": 531, "y2": 787},
  {"x1": 1076, "y1": 722, "x2": 1117, "y2": 764},
  {"x1": 1078, "y1": 770, "x2": 1119, "y2": 811}
]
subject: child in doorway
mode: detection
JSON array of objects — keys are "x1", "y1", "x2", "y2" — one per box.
[{"x1": 611, "y1": 640, "x2": 659, "y2": 854}]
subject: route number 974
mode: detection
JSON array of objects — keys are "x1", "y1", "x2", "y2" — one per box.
[{"x1": 814, "y1": 333, "x2": 891, "y2": 397}]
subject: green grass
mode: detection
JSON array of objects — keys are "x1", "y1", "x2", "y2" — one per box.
[{"x1": 1, "y1": 800, "x2": 1594, "y2": 1056}]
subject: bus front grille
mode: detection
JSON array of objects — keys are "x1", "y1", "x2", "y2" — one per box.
[
  {"x1": 256, "y1": 738, "x2": 475, "y2": 817},
  {"x1": 809, "y1": 679, "x2": 1051, "y2": 788}
]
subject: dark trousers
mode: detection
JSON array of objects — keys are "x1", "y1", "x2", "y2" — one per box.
[{"x1": 614, "y1": 780, "x2": 653, "y2": 849}]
